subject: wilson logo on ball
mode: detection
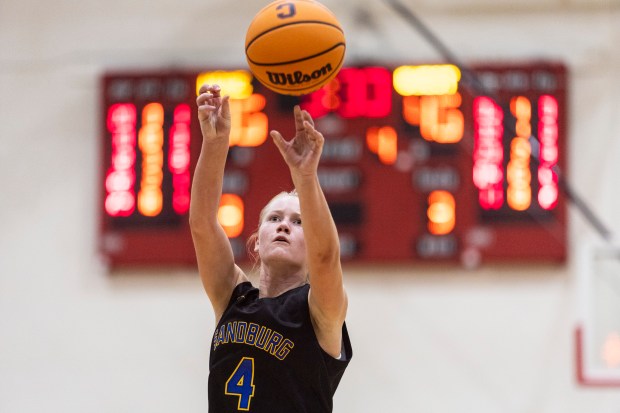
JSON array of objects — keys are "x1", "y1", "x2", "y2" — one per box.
[{"x1": 266, "y1": 63, "x2": 334, "y2": 86}]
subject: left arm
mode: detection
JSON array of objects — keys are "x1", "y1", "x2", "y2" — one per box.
[{"x1": 270, "y1": 106, "x2": 348, "y2": 358}]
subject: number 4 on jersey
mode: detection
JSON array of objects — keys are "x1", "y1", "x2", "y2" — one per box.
[{"x1": 225, "y1": 357, "x2": 255, "y2": 410}]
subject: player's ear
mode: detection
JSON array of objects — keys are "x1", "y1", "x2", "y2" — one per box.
[{"x1": 254, "y1": 239, "x2": 259, "y2": 252}]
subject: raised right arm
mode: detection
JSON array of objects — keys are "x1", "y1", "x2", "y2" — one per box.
[{"x1": 190, "y1": 84, "x2": 248, "y2": 321}]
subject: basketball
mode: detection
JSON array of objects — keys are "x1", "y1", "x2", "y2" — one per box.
[{"x1": 245, "y1": 0, "x2": 346, "y2": 96}]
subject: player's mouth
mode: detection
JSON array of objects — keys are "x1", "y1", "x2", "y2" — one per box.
[{"x1": 273, "y1": 235, "x2": 290, "y2": 244}]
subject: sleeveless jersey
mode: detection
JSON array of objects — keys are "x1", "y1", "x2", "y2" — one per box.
[{"x1": 208, "y1": 282, "x2": 352, "y2": 412}]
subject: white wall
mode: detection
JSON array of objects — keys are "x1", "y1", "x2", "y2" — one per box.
[{"x1": 1, "y1": 0, "x2": 619, "y2": 412}]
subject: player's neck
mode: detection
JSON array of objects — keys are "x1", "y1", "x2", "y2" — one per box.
[{"x1": 258, "y1": 264, "x2": 307, "y2": 298}]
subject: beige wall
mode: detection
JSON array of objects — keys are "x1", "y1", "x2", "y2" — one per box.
[{"x1": 1, "y1": 0, "x2": 619, "y2": 412}]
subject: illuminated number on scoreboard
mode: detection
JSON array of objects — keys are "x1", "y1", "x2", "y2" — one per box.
[
  {"x1": 169, "y1": 104, "x2": 192, "y2": 214},
  {"x1": 427, "y1": 190, "x2": 456, "y2": 235},
  {"x1": 105, "y1": 103, "x2": 137, "y2": 217},
  {"x1": 218, "y1": 194, "x2": 245, "y2": 238},
  {"x1": 230, "y1": 94, "x2": 268, "y2": 147},
  {"x1": 507, "y1": 96, "x2": 532, "y2": 211},
  {"x1": 473, "y1": 96, "x2": 504, "y2": 210},
  {"x1": 537, "y1": 95, "x2": 559, "y2": 210},
  {"x1": 138, "y1": 103, "x2": 165, "y2": 217},
  {"x1": 301, "y1": 67, "x2": 392, "y2": 119},
  {"x1": 225, "y1": 357, "x2": 255, "y2": 411},
  {"x1": 366, "y1": 126, "x2": 397, "y2": 165},
  {"x1": 402, "y1": 94, "x2": 464, "y2": 143},
  {"x1": 337, "y1": 67, "x2": 392, "y2": 118}
]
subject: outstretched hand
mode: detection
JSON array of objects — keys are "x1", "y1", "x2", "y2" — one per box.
[
  {"x1": 196, "y1": 84, "x2": 231, "y2": 142},
  {"x1": 270, "y1": 105, "x2": 324, "y2": 177}
]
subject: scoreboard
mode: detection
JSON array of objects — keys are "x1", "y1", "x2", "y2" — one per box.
[{"x1": 100, "y1": 62, "x2": 567, "y2": 268}]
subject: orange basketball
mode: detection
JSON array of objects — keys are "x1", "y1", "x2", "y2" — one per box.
[{"x1": 245, "y1": 0, "x2": 346, "y2": 96}]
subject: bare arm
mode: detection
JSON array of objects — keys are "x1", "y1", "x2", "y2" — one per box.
[
  {"x1": 270, "y1": 106, "x2": 347, "y2": 358},
  {"x1": 190, "y1": 84, "x2": 248, "y2": 322}
]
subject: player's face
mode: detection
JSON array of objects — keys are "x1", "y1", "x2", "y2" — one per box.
[{"x1": 256, "y1": 195, "x2": 306, "y2": 269}]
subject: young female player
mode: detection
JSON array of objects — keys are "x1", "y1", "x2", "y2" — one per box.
[{"x1": 190, "y1": 83, "x2": 352, "y2": 412}]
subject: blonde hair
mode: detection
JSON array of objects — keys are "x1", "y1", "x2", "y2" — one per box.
[{"x1": 245, "y1": 189, "x2": 298, "y2": 265}]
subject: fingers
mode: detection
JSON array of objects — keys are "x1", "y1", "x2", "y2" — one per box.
[
  {"x1": 220, "y1": 95, "x2": 231, "y2": 119},
  {"x1": 293, "y1": 105, "x2": 304, "y2": 132},
  {"x1": 196, "y1": 84, "x2": 228, "y2": 118},
  {"x1": 293, "y1": 105, "x2": 315, "y2": 129},
  {"x1": 303, "y1": 120, "x2": 324, "y2": 144},
  {"x1": 196, "y1": 96, "x2": 214, "y2": 108},
  {"x1": 270, "y1": 130, "x2": 288, "y2": 155},
  {"x1": 198, "y1": 83, "x2": 221, "y2": 96},
  {"x1": 301, "y1": 108, "x2": 314, "y2": 127},
  {"x1": 197, "y1": 84, "x2": 222, "y2": 104},
  {"x1": 196, "y1": 89, "x2": 217, "y2": 110}
]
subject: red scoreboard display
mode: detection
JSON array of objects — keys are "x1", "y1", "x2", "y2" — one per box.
[{"x1": 100, "y1": 62, "x2": 567, "y2": 268}]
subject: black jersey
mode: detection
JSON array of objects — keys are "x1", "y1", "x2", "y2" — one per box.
[{"x1": 208, "y1": 282, "x2": 352, "y2": 412}]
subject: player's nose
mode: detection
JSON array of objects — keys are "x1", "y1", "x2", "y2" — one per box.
[{"x1": 277, "y1": 222, "x2": 290, "y2": 234}]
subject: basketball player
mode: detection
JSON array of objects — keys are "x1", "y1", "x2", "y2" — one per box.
[{"x1": 191, "y1": 83, "x2": 352, "y2": 412}]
